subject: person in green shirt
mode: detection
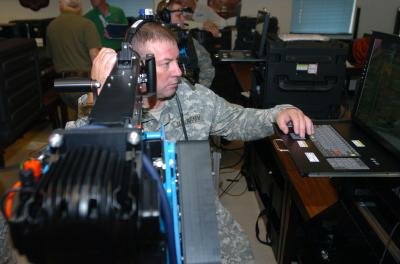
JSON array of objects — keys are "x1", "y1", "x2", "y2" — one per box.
[{"x1": 85, "y1": 0, "x2": 128, "y2": 51}]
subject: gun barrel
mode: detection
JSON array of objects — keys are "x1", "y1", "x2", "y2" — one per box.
[{"x1": 54, "y1": 78, "x2": 101, "y2": 92}]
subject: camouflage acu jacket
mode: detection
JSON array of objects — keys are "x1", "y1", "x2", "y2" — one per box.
[
  {"x1": 68, "y1": 78, "x2": 293, "y2": 137},
  {"x1": 141, "y1": 79, "x2": 292, "y2": 142}
]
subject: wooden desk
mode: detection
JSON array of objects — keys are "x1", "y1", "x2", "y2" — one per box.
[
  {"x1": 247, "y1": 134, "x2": 400, "y2": 263},
  {"x1": 268, "y1": 136, "x2": 338, "y2": 264},
  {"x1": 271, "y1": 136, "x2": 338, "y2": 220},
  {"x1": 230, "y1": 63, "x2": 339, "y2": 220},
  {"x1": 246, "y1": 137, "x2": 339, "y2": 264},
  {"x1": 230, "y1": 63, "x2": 253, "y2": 92}
]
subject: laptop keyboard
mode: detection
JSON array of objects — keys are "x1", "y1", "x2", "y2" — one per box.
[{"x1": 311, "y1": 125, "x2": 360, "y2": 157}]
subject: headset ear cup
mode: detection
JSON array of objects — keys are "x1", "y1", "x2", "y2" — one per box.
[
  {"x1": 125, "y1": 19, "x2": 152, "y2": 43},
  {"x1": 158, "y1": 8, "x2": 171, "y2": 24}
]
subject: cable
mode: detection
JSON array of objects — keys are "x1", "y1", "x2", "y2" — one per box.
[
  {"x1": 175, "y1": 94, "x2": 188, "y2": 141},
  {"x1": 379, "y1": 220, "x2": 400, "y2": 264},
  {"x1": 218, "y1": 171, "x2": 242, "y2": 198},
  {"x1": 219, "y1": 183, "x2": 247, "y2": 197},
  {"x1": 0, "y1": 186, "x2": 22, "y2": 220},
  {"x1": 142, "y1": 154, "x2": 178, "y2": 264},
  {"x1": 255, "y1": 208, "x2": 272, "y2": 246},
  {"x1": 220, "y1": 169, "x2": 240, "y2": 174}
]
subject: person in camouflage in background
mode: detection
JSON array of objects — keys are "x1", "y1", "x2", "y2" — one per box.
[
  {"x1": 0, "y1": 213, "x2": 17, "y2": 264},
  {"x1": 71, "y1": 22, "x2": 314, "y2": 263},
  {"x1": 157, "y1": 0, "x2": 215, "y2": 87}
]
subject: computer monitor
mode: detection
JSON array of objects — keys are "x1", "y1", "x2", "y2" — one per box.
[
  {"x1": 10, "y1": 18, "x2": 53, "y2": 47},
  {"x1": 394, "y1": 7, "x2": 400, "y2": 35},
  {"x1": 109, "y1": 0, "x2": 151, "y2": 17},
  {"x1": 218, "y1": 10, "x2": 270, "y2": 62},
  {"x1": 290, "y1": 0, "x2": 357, "y2": 39},
  {"x1": 0, "y1": 23, "x2": 19, "y2": 38},
  {"x1": 353, "y1": 31, "x2": 400, "y2": 160},
  {"x1": 253, "y1": 10, "x2": 270, "y2": 58}
]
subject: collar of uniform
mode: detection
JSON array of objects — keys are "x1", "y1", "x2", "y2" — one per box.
[
  {"x1": 142, "y1": 106, "x2": 172, "y2": 127},
  {"x1": 180, "y1": 77, "x2": 196, "y2": 91},
  {"x1": 142, "y1": 79, "x2": 194, "y2": 128}
]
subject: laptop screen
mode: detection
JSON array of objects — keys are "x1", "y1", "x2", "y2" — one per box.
[
  {"x1": 353, "y1": 32, "x2": 400, "y2": 159},
  {"x1": 290, "y1": 0, "x2": 356, "y2": 39}
]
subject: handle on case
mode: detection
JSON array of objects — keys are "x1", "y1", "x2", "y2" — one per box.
[{"x1": 272, "y1": 138, "x2": 289, "y2": 152}]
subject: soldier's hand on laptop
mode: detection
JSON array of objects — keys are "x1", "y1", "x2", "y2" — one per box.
[{"x1": 276, "y1": 108, "x2": 314, "y2": 139}]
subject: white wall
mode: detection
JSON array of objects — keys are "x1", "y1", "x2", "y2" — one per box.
[
  {"x1": 356, "y1": 0, "x2": 399, "y2": 36},
  {"x1": 0, "y1": 0, "x2": 399, "y2": 37},
  {"x1": 0, "y1": 0, "x2": 154, "y2": 23},
  {"x1": 0, "y1": 0, "x2": 90, "y2": 23},
  {"x1": 240, "y1": 0, "x2": 292, "y2": 34},
  {"x1": 240, "y1": 0, "x2": 400, "y2": 37}
]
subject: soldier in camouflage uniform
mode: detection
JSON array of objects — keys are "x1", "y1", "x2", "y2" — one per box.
[
  {"x1": 71, "y1": 22, "x2": 314, "y2": 263},
  {"x1": 157, "y1": 0, "x2": 215, "y2": 87},
  {"x1": 192, "y1": 33, "x2": 215, "y2": 87},
  {"x1": 0, "y1": 213, "x2": 17, "y2": 264}
]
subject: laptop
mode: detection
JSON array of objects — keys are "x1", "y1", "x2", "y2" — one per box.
[
  {"x1": 274, "y1": 31, "x2": 400, "y2": 177},
  {"x1": 218, "y1": 10, "x2": 269, "y2": 62},
  {"x1": 106, "y1": 23, "x2": 129, "y2": 39}
]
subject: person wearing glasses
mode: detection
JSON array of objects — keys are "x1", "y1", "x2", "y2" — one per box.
[{"x1": 157, "y1": 0, "x2": 215, "y2": 87}]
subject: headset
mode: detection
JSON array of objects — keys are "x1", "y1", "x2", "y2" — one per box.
[
  {"x1": 158, "y1": 8, "x2": 172, "y2": 24},
  {"x1": 125, "y1": 10, "x2": 155, "y2": 44},
  {"x1": 158, "y1": 8, "x2": 194, "y2": 24},
  {"x1": 157, "y1": 2, "x2": 193, "y2": 24},
  {"x1": 157, "y1": 0, "x2": 172, "y2": 23}
]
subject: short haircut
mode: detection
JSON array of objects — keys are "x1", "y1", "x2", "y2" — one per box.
[{"x1": 130, "y1": 22, "x2": 178, "y2": 59}]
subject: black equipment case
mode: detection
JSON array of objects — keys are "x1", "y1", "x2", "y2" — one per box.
[{"x1": 253, "y1": 35, "x2": 349, "y2": 119}]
